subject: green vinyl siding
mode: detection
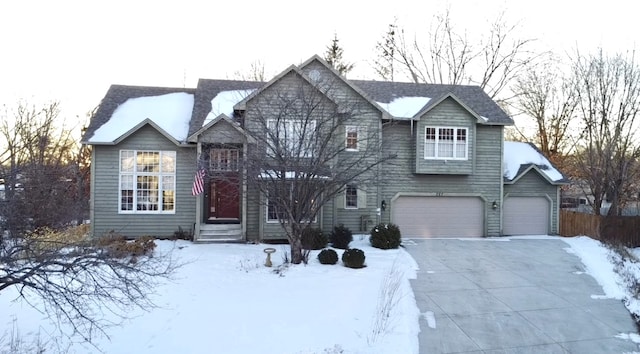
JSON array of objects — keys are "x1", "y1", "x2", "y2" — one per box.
[
  {"x1": 379, "y1": 122, "x2": 503, "y2": 236},
  {"x1": 416, "y1": 98, "x2": 475, "y2": 175},
  {"x1": 90, "y1": 125, "x2": 196, "y2": 238}
]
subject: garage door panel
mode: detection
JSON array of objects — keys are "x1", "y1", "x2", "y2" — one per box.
[
  {"x1": 392, "y1": 197, "x2": 484, "y2": 238},
  {"x1": 503, "y1": 197, "x2": 549, "y2": 235}
]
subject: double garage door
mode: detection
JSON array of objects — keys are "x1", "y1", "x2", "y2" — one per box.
[
  {"x1": 503, "y1": 197, "x2": 549, "y2": 235},
  {"x1": 392, "y1": 196, "x2": 551, "y2": 237},
  {"x1": 392, "y1": 196, "x2": 484, "y2": 238}
]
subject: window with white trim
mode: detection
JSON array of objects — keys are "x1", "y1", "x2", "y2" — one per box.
[
  {"x1": 345, "y1": 126, "x2": 359, "y2": 151},
  {"x1": 345, "y1": 184, "x2": 358, "y2": 209},
  {"x1": 119, "y1": 150, "x2": 176, "y2": 213},
  {"x1": 424, "y1": 127, "x2": 468, "y2": 159},
  {"x1": 267, "y1": 119, "x2": 317, "y2": 157}
]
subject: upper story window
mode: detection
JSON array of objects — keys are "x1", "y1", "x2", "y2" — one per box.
[
  {"x1": 119, "y1": 150, "x2": 176, "y2": 213},
  {"x1": 267, "y1": 119, "x2": 317, "y2": 157},
  {"x1": 210, "y1": 149, "x2": 239, "y2": 171},
  {"x1": 345, "y1": 126, "x2": 359, "y2": 151},
  {"x1": 424, "y1": 127, "x2": 468, "y2": 160}
]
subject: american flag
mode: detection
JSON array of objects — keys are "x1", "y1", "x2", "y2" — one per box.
[{"x1": 191, "y1": 169, "x2": 206, "y2": 196}]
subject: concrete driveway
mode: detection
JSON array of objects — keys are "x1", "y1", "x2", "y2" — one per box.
[{"x1": 404, "y1": 238, "x2": 639, "y2": 353}]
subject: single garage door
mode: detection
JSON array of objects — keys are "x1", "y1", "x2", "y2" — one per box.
[
  {"x1": 503, "y1": 197, "x2": 549, "y2": 235},
  {"x1": 392, "y1": 196, "x2": 484, "y2": 238}
]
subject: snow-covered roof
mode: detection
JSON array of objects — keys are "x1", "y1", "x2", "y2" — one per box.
[
  {"x1": 203, "y1": 89, "x2": 256, "y2": 126},
  {"x1": 375, "y1": 96, "x2": 431, "y2": 118},
  {"x1": 88, "y1": 92, "x2": 194, "y2": 143},
  {"x1": 503, "y1": 141, "x2": 565, "y2": 183}
]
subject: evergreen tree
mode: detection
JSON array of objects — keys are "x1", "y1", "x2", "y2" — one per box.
[
  {"x1": 324, "y1": 33, "x2": 354, "y2": 76},
  {"x1": 373, "y1": 20, "x2": 397, "y2": 81}
]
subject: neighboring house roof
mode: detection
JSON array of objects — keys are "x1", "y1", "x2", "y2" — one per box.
[
  {"x1": 82, "y1": 85, "x2": 196, "y2": 144},
  {"x1": 503, "y1": 141, "x2": 569, "y2": 185},
  {"x1": 82, "y1": 56, "x2": 514, "y2": 144}
]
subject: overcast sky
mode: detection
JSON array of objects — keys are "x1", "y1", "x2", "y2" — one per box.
[{"x1": 0, "y1": 0, "x2": 637, "y2": 123}]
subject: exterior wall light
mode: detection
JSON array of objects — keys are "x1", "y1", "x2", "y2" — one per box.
[{"x1": 492, "y1": 201, "x2": 498, "y2": 210}]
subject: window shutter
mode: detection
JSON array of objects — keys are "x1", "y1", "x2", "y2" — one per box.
[
  {"x1": 357, "y1": 187, "x2": 367, "y2": 209},
  {"x1": 337, "y1": 191, "x2": 346, "y2": 209}
]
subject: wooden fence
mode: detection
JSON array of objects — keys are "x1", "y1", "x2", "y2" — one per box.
[{"x1": 560, "y1": 210, "x2": 640, "y2": 247}]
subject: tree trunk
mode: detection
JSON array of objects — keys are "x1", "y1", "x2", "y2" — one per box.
[{"x1": 290, "y1": 236, "x2": 303, "y2": 264}]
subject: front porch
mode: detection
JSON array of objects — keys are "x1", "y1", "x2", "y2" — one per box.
[
  {"x1": 188, "y1": 114, "x2": 253, "y2": 242},
  {"x1": 196, "y1": 223, "x2": 243, "y2": 242}
]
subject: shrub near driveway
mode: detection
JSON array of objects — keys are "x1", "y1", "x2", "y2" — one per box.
[{"x1": 370, "y1": 223, "x2": 402, "y2": 250}]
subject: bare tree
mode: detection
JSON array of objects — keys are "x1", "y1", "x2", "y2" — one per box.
[
  {"x1": 392, "y1": 9, "x2": 538, "y2": 100},
  {"x1": 324, "y1": 33, "x2": 355, "y2": 77},
  {"x1": 570, "y1": 49, "x2": 640, "y2": 216},
  {"x1": 1, "y1": 230, "x2": 176, "y2": 344},
  {"x1": 239, "y1": 76, "x2": 393, "y2": 264},
  {"x1": 0, "y1": 103, "x2": 177, "y2": 347},
  {"x1": 512, "y1": 59, "x2": 579, "y2": 164},
  {"x1": 0, "y1": 101, "x2": 89, "y2": 236},
  {"x1": 232, "y1": 60, "x2": 268, "y2": 81}
]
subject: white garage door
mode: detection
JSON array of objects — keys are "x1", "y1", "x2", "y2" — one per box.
[
  {"x1": 392, "y1": 196, "x2": 484, "y2": 238},
  {"x1": 503, "y1": 197, "x2": 549, "y2": 235}
]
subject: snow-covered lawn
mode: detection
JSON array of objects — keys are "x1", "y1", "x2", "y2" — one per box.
[
  {"x1": 2, "y1": 235, "x2": 640, "y2": 353},
  {"x1": 0, "y1": 238, "x2": 420, "y2": 354}
]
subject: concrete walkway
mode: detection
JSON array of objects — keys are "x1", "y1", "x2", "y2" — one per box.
[{"x1": 405, "y1": 238, "x2": 639, "y2": 353}]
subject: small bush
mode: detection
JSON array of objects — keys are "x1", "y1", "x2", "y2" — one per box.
[
  {"x1": 25, "y1": 225, "x2": 89, "y2": 252},
  {"x1": 318, "y1": 248, "x2": 339, "y2": 265},
  {"x1": 342, "y1": 248, "x2": 366, "y2": 269},
  {"x1": 173, "y1": 226, "x2": 192, "y2": 240},
  {"x1": 370, "y1": 223, "x2": 401, "y2": 249},
  {"x1": 301, "y1": 228, "x2": 327, "y2": 250},
  {"x1": 329, "y1": 224, "x2": 353, "y2": 249}
]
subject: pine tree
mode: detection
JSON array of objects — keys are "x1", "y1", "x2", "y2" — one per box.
[
  {"x1": 373, "y1": 21, "x2": 397, "y2": 81},
  {"x1": 324, "y1": 33, "x2": 354, "y2": 76}
]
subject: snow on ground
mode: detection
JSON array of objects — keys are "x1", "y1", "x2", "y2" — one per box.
[
  {"x1": 5, "y1": 234, "x2": 640, "y2": 353},
  {"x1": 563, "y1": 236, "x2": 640, "y2": 340},
  {"x1": 0, "y1": 238, "x2": 419, "y2": 354}
]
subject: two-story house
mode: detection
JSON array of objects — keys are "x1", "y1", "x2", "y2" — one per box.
[{"x1": 81, "y1": 55, "x2": 567, "y2": 241}]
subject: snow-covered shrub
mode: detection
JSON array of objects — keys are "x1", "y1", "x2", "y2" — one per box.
[
  {"x1": 342, "y1": 248, "x2": 366, "y2": 269},
  {"x1": 301, "y1": 228, "x2": 327, "y2": 250},
  {"x1": 318, "y1": 248, "x2": 339, "y2": 265},
  {"x1": 370, "y1": 223, "x2": 401, "y2": 250},
  {"x1": 329, "y1": 224, "x2": 353, "y2": 249}
]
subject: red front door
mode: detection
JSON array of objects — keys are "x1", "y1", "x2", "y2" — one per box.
[{"x1": 208, "y1": 176, "x2": 240, "y2": 220}]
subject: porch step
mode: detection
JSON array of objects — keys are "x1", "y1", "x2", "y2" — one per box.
[{"x1": 196, "y1": 223, "x2": 243, "y2": 242}]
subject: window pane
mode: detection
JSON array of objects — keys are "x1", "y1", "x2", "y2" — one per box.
[
  {"x1": 163, "y1": 190, "x2": 174, "y2": 211},
  {"x1": 137, "y1": 151, "x2": 160, "y2": 173},
  {"x1": 137, "y1": 175, "x2": 159, "y2": 211},
  {"x1": 456, "y1": 129, "x2": 467, "y2": 158},
  {"x1": 438, "y1": 128, "x2": 454, "y2": 158},
  {"x1": 121, "y1": 150, "x2": 135, "y2": 172},
  {"x1": 162, "y1": 151, "x2": 176, "y2": 172},
  {"x1": 346, "y1": 185, "x2": 358, "y2": 208},
  {"x1": 346, "y1": 126, "x2": 358, "y2": 150}
]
